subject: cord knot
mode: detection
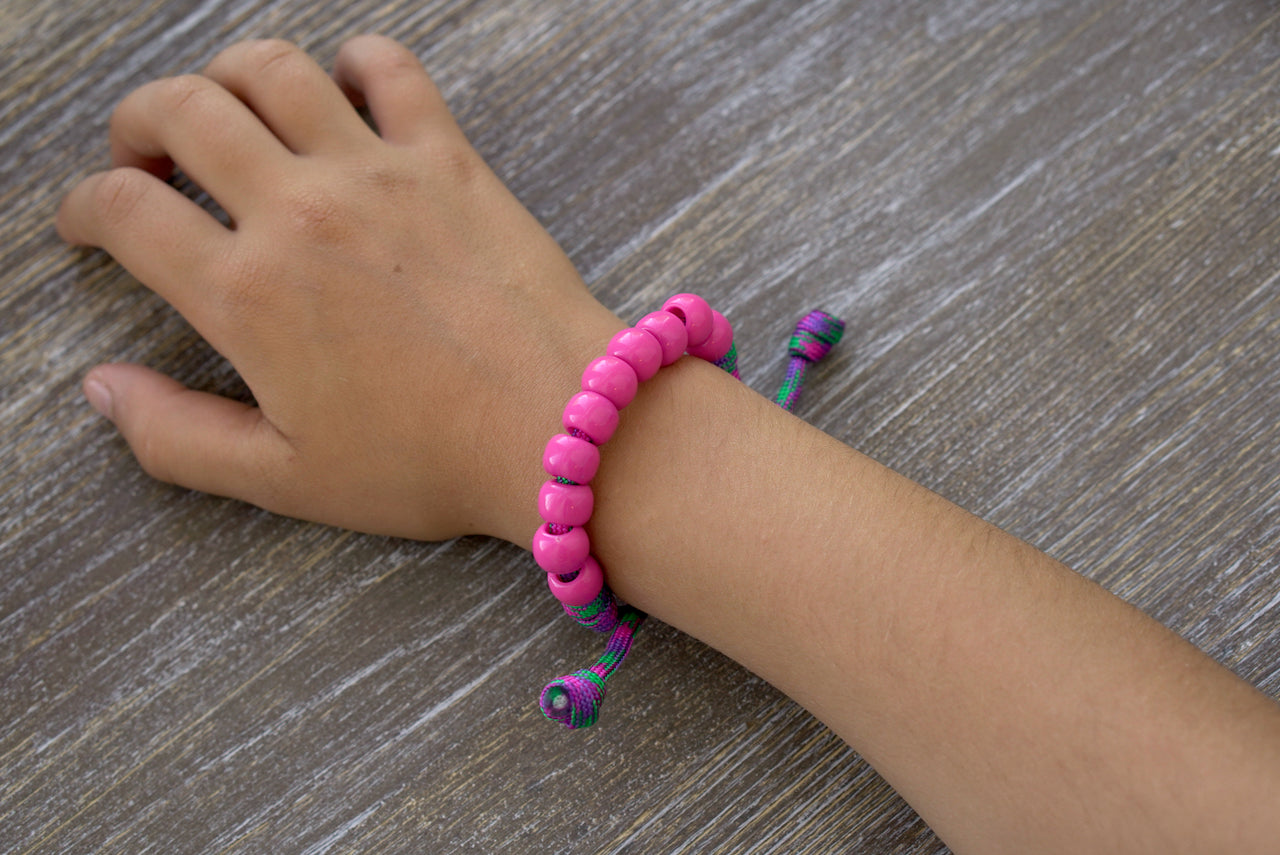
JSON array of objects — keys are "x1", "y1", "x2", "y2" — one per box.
[
  {"x1": 787, "y1": 310, "x2": 845, "y2": 363},
  {"x1": 775, "y1": 310, "x2": 845, "y2": 412}
]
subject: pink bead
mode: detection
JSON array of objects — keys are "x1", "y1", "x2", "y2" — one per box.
[
  {"x1": 661, "y1": 293, "x2": 714, "y2": 348},
  {"x1": 635, "y1": 311, "x2": 689, "y2": 366},
  {"x1": 543, "y1": 433, "x2": 600, "y2": 484},
  {"x1": 548, "y1": 555, "x2": 605, "y2": 607},
  {"x1": 562, "y1": 391, "x2": 619, "y2": 444},
  {"x1": 606, "y1": 327, "x2": 663, "y2": 382},
  {"x1": 532, "y1": 523, "x2": 590, "y2": 575},
  {"x1": 686, "y1": 310, "x2": 733, "y2": 362},
  {"x1": 538, "y1": 480, "x2": 594, "y2": 527},
  {"x1": 580, "y1": 356, "x2": 638, "y2": 409}
]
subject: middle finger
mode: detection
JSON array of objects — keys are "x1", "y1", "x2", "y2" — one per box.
[{"x1": 203, "y1": 39, "x2": 375, "y2": 155}]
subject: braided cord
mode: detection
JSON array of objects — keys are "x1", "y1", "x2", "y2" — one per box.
[
  {"x1": 561, "y1": 584, "x2": 619, "y2": 632},
  {"x1": 775, "y1": 311, "x2": 845, "y2": 412},
  {"x1": 715, "y1": 341, "x2": 740, "y2": 378},
  {"x1": 540, "y1": 606, "x2": 645, "y2": 729}
]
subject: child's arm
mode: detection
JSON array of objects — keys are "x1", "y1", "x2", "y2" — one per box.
[{"x1": 58, "y1": 36, "x2": 1280, "y2": 854}]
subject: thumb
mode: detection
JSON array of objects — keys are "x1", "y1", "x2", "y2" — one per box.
[{"x1": 83, "y1": 363, "x2": 292, "y2": 507}]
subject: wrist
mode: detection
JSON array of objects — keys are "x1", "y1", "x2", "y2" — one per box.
[
  {"x1": 512, "y1": 293, "x2": 750, "y2": 728},
  {"x1": 509, "y1": 295, "x2": 850, "y2": 728},
  {"x1": 580, "y1": 358, "x2": 799, "y2": 625},
  {"x1": 491, "y1": 295, "x2": 739, "y2": 551},
  {"x1": 481, "y1": 297, "x2": 625, "y2": 546}
]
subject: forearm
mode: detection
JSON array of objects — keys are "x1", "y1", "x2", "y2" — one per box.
[{"x1": 502, "y1": 353, "x2": 1280, "y2": 854}]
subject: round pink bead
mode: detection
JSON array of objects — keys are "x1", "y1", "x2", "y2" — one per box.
[
  {"x1": 606, "y1": 327, "x2": 663, "y2": 382},
  {"x1": 531, "y1": 523, "x2": 590, "y2": 575},
  {"x1": 635, "y1": 311, "x2": 689, "y2": 366},
  {"x1": 547, "y1": 555, "x2": 605, "y2": 607},
  {"x1": 542, "y1": 433, "x2": 600, "y2": 484},
  {"x1": 686, "y1": 309, "x2": 734, "y2": 362},
  {"x1": 538, "y1": 480, "x2": 594, "y2": 527},
  {"x1": 562, "y1": 391, "x2": 619, "y2": 444},
  {"x1": 661, "y1": 293, "x2": 714, "y2": 348},
  {"x1": 580, "y1": 355, "x2": 638, "y2": 409}
]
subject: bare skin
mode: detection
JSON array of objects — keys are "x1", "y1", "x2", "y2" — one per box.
[{"x1": 58, "y1": 36, "x2": 1280, "y2": 855}]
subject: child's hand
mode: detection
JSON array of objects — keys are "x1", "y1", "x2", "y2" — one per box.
[{"x1": 57, "y1": 36, "x2": 622, "y2": 543}]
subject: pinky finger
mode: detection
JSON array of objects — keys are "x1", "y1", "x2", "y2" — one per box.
[{"x1": 333, "y1": 35, "x2": 458, "y2": 145}]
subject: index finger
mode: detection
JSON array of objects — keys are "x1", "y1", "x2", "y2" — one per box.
[{"x1": 57, "y1": 166, "x2": 235, "y2": 350}]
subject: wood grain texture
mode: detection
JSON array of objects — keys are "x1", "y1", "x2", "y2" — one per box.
[{"x1": 3, "y1": 1, "x2": 1279, "y2": 852}]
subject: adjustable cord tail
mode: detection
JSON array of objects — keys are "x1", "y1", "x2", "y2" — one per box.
[
  {"x1": 775, "y1": 311, "x2": 845, "y2": 412},
  {"x1": 540, "y1": 606, "x2": 646, "y2": 729}
]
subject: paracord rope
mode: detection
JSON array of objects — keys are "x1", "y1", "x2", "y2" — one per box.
[
  {"x1": 540, "y1": 606, "x2": 644, "y2": 729},
  {"x1": 775, "y1": 311, "x2": 845, "y2": 411}
]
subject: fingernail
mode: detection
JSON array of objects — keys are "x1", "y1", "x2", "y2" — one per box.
[{"x1": 84, "y1": 377, "x2": 114, "y2": 421}]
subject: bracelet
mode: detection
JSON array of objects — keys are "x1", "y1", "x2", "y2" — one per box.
[{"x1": 533, "y1": 293, "x2": 844, "y2": 729}]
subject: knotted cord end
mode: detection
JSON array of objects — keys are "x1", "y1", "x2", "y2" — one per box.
[
  {"x1": 540, "y1": 606, "x2": 645, "y2": 729},
  {"x1": 540, "y1": 669, "x2": 606, "y2": 729},
  {"x1": 775, "y1": 310, "x2": 845, "y2": 412},
  {"x1": 787, "y1": 310, "x2": 845, "y2": 363}
]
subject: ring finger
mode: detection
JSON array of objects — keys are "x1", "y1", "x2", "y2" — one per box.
[{"x1": 203, "y1": 39, "x2": 374, "y2": 155}]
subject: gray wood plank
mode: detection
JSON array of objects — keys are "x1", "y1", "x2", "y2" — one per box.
[{"x1": 3, "y1": 1, "x2": 1278, "y2": 852}]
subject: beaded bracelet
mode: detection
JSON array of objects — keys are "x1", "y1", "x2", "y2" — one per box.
[{"x1": 533, "y1": 293, "x2": 845, "y2": 729}]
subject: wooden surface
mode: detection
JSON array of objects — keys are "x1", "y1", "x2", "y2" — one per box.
[{"x1": 3, "y1": 1, "x2": 1280, "y2": 852}]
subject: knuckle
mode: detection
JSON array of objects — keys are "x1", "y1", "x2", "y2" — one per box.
[
  {"x1": 429, "y1": 139, "x2": 484, "y2": 186},
  {"x1": 370, "y1": 47, "x2": 423, "y2": 80},
  {"x1": 155, "y1": 74, "x2": 218, "y2": 116},
  {"x1": 280, "y1": 184, "x2": 354, "y2": 244},
  {"x1": 242, "y1": 38, "x2": 308, "y2": 80},
  {"x1": 245, "y1": 420, "x2": 295, "y2": 506},
  {"x1": 93, "y1": 168, "x2": 151, "y2": 226},
  {"x1": 353, "y1": 158, "x2": 422, "y2": 198}
]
